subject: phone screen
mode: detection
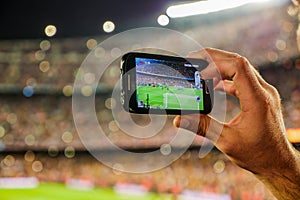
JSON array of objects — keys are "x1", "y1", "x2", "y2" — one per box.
[{"x1": 135, "y1": 57, "x2": 205, "y2": 111}]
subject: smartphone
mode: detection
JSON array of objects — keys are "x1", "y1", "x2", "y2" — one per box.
[{"x1": 120, "y1": 52, "x2": 213, "y2": 115}]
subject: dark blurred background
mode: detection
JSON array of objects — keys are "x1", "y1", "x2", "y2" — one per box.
[{"x1": 0, "y1": 0, "x2": 186, "y2": 39}]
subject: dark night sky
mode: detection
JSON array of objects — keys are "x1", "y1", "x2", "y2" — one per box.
[{"x1": 0, "y1": 0, "x2": 181, "y2": 39}]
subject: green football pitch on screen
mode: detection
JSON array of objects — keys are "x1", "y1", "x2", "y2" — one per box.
[{"x1": 137, "y1": 86, "x2": 204, "y2": 110}]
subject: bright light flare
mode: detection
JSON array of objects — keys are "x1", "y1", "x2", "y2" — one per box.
[
  {"x1": 103, "y1": 21, "x2": 115, "y2": 33},
  {"x1": 166, "y1": 0, "x2": 273, "y2": 18},
  {"x1": 44, "y1": 25, "x2": 57, "y2": 37},
  {"x1": 157, "y1": 14, "x2": 169, "y2": 26}
]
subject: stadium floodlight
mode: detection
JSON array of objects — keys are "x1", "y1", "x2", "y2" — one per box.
[
  {"x1": 157, "y1": 14, "x2": 170, "y2": 26},
  {"x1": 103, "y1": 20, "x2": 115, "y2": 33},
  {"x1": 166, "y1": 0, "x2": 273, "y2": 18}
]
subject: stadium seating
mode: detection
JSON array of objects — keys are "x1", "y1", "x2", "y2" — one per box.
[{"x1": 1, "y1": 5, "x2": 300, "y2": 198}]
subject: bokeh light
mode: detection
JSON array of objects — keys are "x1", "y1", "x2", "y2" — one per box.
[
  {"x1": 25, "y1": 134, "x2": 36, "y2": 146},
  {"x1": 81, "y1": 85, "x2": 93, "y2": 97},
  {"x1": 108, "y1": 120, "x2": 119, "y2": 132},
  {"x1": 267, "y1": 51, "x2": 278, "y2": 62},
  {"x1": 39, "y1": 61, "x2": 50, "y2": 72},
  {"x1": 24, "y1": 151, "x2": 35, "y2": 162},
  {"x1": 86, "y1": 39, "x2": 98, "y2": 50},
  {"x1": 112, "y1": 163, "x2": 124, "y2": 175},
  {"x1": 40, "y1": 40, "x2": 51, "y2": 51},
  {"x1": 275, "y1": 39, "x2": 286, "y2": 51},
  {"x1": 94, "y1": 46, "x2": 106, "y2": 58},
  {"x1": 105, "y1": 98, "x2": 116, "y2": 109},
  {"x1": 48, "y1": 146, "x2": 59, "y2": 157},
  {"x1": 7, "y1": 113, "x2": 17, "y2": 124},
  {"x1": 23, "y1": 86, "x2": 34, "y2": 97},
  {"x1": 157, "y1": 14, "x2": 169, "y2": 26},
  {"x1": 103, "y1": 21, "x2": 115, "y2": 33},
  {"x1": 160, "y1": 144, "x2": 172, "y2": 156},
  {"x1": 64, "y1": 146, "x2": 76, "y2": 158},
  {"x1": 62, "y1": 85, "x2": 73, "y2": 97},
  {"x1": 3, "y1": 155, "x2": 15, "y2": 167},
  {"x1": 84, "y1": 73, "x2": 96, "y2": 84},
  {"x1": 32, "y1": 160, "x2": 43, "y2": 172},
  {"x1": 62, "y1": 131, "x2": 73, "y2": 143},
  {"x1": 110, "y1": 47, "x2": 122, "y2": 58},
  {"x1": 213, "y1": 160, "x2": 226, "y2": 174},
  {"x1": 44, "y1": 25, "x2": 57, "y2": 37},
  {"x1": 108, "y1": 65, "x2": 119, "y2": 78},
  {"x1": 0, "y1": 126, "x2": 6, "y2": 138},
  {"x1": 35, "y1": 50, "x2": 46, "y2": 61}
]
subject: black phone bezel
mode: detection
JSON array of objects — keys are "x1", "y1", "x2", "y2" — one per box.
[{"x1": 121, "y1": 52, "x2": 213, "y2": 115}]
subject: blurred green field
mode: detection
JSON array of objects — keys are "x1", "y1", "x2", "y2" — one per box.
[
  {"x1": 137, "y1": 86, "x2": 203, "y2": 110},
  {"x1": 0, "y1": 183, "x2": 172, "y2": 200}
]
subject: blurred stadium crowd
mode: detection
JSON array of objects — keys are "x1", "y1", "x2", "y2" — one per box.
[
  {"x1": 0, "y1": 36, "x2": 299, "y2": 151},
  {"x1": 0, "y1": 2, "x2": 300, "y2": 199},
  {"x1": 0, "y1": 33, "x2": 299, "y2": 200},
  {"x1": 0, "y1": 150, "x2": 275, "y2": 199},
  {"x1": 136, "y1": 62, "x2": 198, "y2": 89}
]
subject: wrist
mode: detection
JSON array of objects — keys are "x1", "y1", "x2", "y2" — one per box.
[{"x1": 255, "y1": 145, "x2": 300, "y2": 199}]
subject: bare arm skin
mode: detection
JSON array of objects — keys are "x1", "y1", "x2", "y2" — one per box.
[{"x1": 173, "y1": 48, "x2": 300, "y2": 199}]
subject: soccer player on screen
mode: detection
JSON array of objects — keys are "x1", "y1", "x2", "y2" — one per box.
[{"x1": 194, "y1": 71, "x2": 201, "y2": 89}]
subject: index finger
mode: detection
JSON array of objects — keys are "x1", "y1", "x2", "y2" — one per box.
[{"x1": 188, "y1": 48, "x2": 264, "y2": 111}]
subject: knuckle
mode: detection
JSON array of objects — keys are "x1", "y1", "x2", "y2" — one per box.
[
  {"x1": 227, "y1": 54, "x2": 249, "y2": 73},
  {"x1": 235, "y1": 55, "x2": 249, "y2": 68},
  {"x1": 268, "y1": 85, "x2": 282, "y2": 106},
  {"x1": 204, "y1": 47, "x2": 213, "y2": 52},
  {"x1": 259, "y1": 87, "x2": 281, "y2": 109},
  {"x1": 268, "y1": 84, "x2": 280, "y2": 98}
]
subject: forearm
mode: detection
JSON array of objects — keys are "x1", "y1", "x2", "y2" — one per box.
[{"x1": 255, "y1": 148, "x2": 300, "y2": 200}]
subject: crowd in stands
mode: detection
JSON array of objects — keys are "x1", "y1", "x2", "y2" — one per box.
[
  {"x1": 0, "y1": 36, "x2": 298, "y2": 150},
  {"x1": 0, "y1": 9, "x2": 299, "y2": 198},
  {"x1": 0, "y1": 150, "x2": 276, "y2": 199},
  {"x1": 0, "y1": 60, "x2": 299, "y2": 152},
  {"x1": 136, "y1": 62, "x2": 200, "y2": 89},
  {"x1": 137, "y1": 74, "x2": 194, "y2": 89},
  {"x1": 136, "y1": 61, "x2": 196, "y2": 79},
  {"x1": 260, "y1": 60, "x2": 300, "y2": 129}
]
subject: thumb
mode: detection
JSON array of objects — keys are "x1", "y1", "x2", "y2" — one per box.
[{"x1": 173, "y1": 114, "x2": 224, "y2": 143}]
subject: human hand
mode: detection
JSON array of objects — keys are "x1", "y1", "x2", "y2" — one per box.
[{"x1": 173, "y1": 48, "x2": 300, "y2": 199}]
